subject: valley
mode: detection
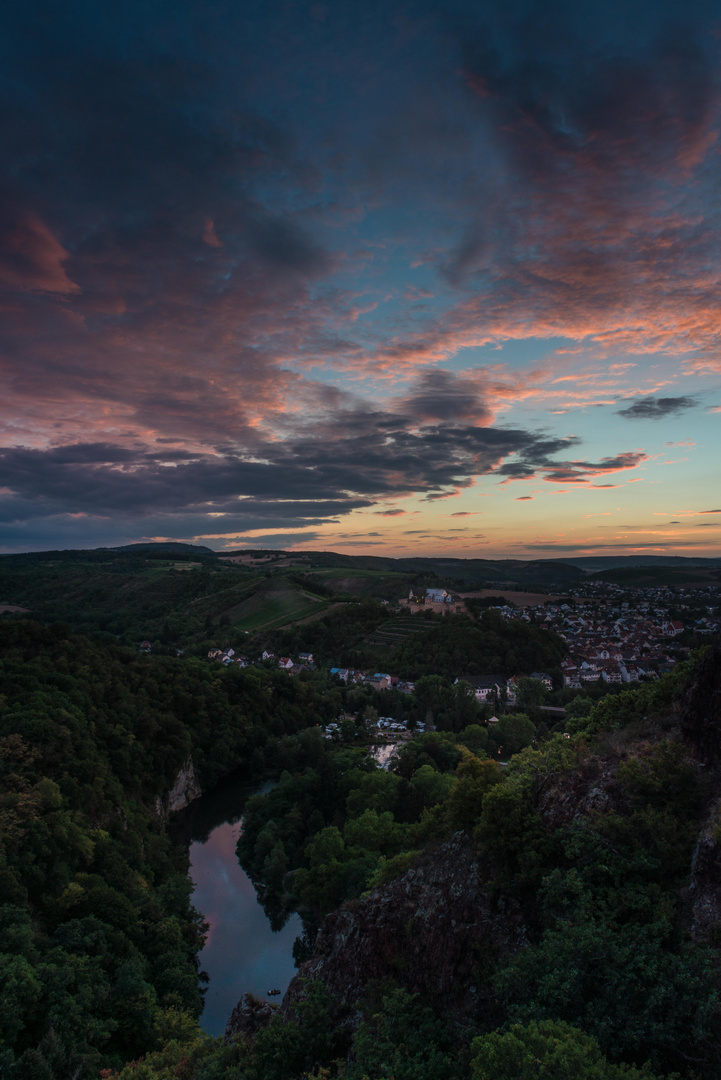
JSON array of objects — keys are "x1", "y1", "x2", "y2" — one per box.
[{"x1": 1, "y1": 545, "x2": 720, "y2": 1080}]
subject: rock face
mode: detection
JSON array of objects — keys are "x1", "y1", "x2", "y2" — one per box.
[
  {"x1": 284, "y1": 833, "x2": 528, "y2": 1023},
  {"x1": 535, "y1": 753, "x2": 622, "y2": 831},
  {"x1": 280, "y1": 730, "x2": 719, "y2": 1027},
  {"x1": 226, "y1": 993, "x2": 277, "y2": 1040},
  {"x1": 155, "y1": 757, "x2": 202, "y2": 817},
  {"x1": 245, "y1": 677, "x2": 721, "y2": 1035}
]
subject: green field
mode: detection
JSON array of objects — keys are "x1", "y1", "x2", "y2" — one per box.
[{"x1": 222, "y1": 580, "x2": 330, "y2": 631}]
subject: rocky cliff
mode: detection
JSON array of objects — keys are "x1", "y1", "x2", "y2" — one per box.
[
  {"x1": 280, "y1": 709, "x2": 721, "y2": 1027},
  {"x1": 155, "y1": 756, "x2": 202, "y2": 817},
  {"x1": 284, "y1": 832, "x2": 528, "y2": 1025},
  {"x1": 226, "y1": 993, "x2": 277, "y2": 1040}
]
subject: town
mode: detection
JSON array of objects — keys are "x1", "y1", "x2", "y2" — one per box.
[
  {"x1": 135, "y1": 578, "x2": 721, "y2": 745},
  {"x1": 192, "y1": 580, "x2": 719, "y2": 683}
]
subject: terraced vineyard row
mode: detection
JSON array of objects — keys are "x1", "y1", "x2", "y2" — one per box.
[{"x1": 364, "y1": 616, "x2": 432, "y2": 649}]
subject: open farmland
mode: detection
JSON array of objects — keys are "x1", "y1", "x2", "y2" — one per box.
[{"x1": 458, "y1": 589, "x2": 564, "y2": 607}]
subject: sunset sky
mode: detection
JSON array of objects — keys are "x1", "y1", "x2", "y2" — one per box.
[{"x1": 1, "y1": 0, "x2": 720, "y2": 557}]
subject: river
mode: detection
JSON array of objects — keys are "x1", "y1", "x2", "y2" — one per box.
[{"x1": 174, "y1": 776, "x2": 303, "y2": 1037}]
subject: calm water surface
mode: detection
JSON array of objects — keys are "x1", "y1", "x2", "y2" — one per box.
[{"x1": 177, "y1": 777, "x2": 302, "y2": 1036}]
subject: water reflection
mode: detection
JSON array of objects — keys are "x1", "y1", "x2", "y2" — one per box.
[{"x1": 179, "y1": 776, "x2": 303, "y2": 1037}]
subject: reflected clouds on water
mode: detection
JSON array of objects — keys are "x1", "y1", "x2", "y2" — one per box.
[{"x1": 189, "y1": 813, "x2": 302, "y2": 1035}]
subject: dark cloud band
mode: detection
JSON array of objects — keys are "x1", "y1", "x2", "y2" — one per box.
[{"x1": 617, "y1": 396, "x2": 697, "y2": 419}]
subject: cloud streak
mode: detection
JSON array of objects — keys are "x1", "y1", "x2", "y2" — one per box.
[{"x1": 0, "y1": 0, "x2": 718, "y2": 553}]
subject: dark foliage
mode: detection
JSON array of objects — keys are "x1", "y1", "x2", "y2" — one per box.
[
  {"x1": 3, "y1": 617, "x2": 720, "y2": 1080},
  {"x1": 0, "y1": 621, "x2": 326, "y2": 1076}
]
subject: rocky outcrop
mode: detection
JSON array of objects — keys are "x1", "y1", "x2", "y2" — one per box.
[
  {"x1": 155, "y1": 757, "x2": 202, "y2": 817},
  {"x1": 248, "y1": 672, "x2": 721, "y2": 1037},
  {"x1": 226, "y1": 993, "x2": 277, "y2": 1040},
  {"x1": 280, "y1": 731, "x2": 719, "y2": 1027},
  {"x1": 535, "y1": 752, "x2": 623, "y2": 830},
  {"x1": 284, "y1": 832, "x2": 528, "y2": 1023}
]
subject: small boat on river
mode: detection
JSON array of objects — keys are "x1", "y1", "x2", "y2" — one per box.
[{"x1": 267, "y1": 989, "x2": 281, "y2": 996}]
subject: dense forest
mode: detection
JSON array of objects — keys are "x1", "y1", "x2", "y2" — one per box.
[
  {"x1": 103, "y1": 652, "x2": 721, "y2": 1080},
  {"x1": 2, "y1": 616, "x2": 721, "y2": 1080},
  {"x1": 0, "y1": 621, "x2": 336, "y2": 1077},
  {"x1": 0, "y1": 548, "x2": 264, "y2": 647},
  {"x1": 264, "y1": 604, "x2": 566, "y2": 681}
]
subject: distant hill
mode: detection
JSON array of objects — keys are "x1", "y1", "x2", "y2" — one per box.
[
  {"x1": 1, "y1": 544, "x2": 719, "y2": 649},
  {"x1": 586, "y1": 564, "x2": 721, "y2": 587},
  {"x1": 113, "y1": 541, "x2": 217, "y2": 555},
  {"x1": 555, "y1": 555, "x2": 721, "y2": 571},
  {"x1": 241, "y1": 551, "x2": 587, "y2": 588}
]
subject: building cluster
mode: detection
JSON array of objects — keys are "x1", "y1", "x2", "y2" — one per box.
[
  {"x1": 408, "y1": 587, "x2": 461, "y2": 605},
  {"x1": 455, "y1": 672, "x2": 552, "y2": 703},
  {"x1": 493, "y1": 582, "x2": 720, "y2": 687},
  {"x1": 205, "y1": 647, "x2": 317, "y2": 675},
  {"x1": 145, "y1": 582, "x2": 718, "y2": 704},
  {"x1": 328, "y1": 668, "x2": 416, "y2": 693}
]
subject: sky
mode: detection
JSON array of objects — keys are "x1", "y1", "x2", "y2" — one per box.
[{"x1": 1, "y1": 0, "x2": 720, "y2": 558}]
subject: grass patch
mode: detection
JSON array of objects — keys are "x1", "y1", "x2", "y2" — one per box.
[{"x1": 223, "y1": 580, "x2": 328, "y2": 632}]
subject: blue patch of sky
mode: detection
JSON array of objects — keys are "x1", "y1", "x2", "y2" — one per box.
[{"x1": 446, "y1": 337, "x2": 577, "y2": 373}]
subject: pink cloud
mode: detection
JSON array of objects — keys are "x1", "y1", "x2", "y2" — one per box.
[
  {"x1": 540, "y1": 451, "x2": 648, "y2": 484},
  {"x1": 0, "y1": 215, "x2": 80, "y2": 295},
  {"x1": 202, "y1": 218, "x2": 223, "y2": 248}
]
